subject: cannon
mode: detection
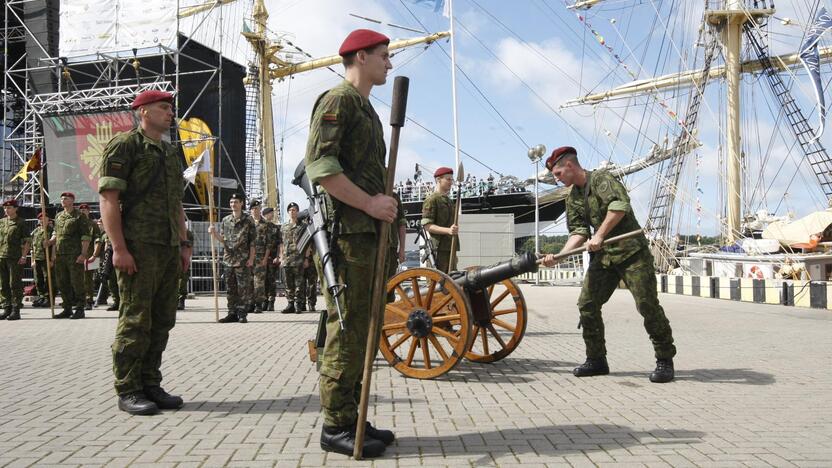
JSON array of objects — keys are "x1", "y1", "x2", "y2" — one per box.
[{"x1": 379, "y1": 252, "x2": 538, "y2": 379}]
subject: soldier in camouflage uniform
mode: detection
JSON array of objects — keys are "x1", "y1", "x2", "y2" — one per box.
[
  {"x1": 263, "y1": 207, "x2": 281, "y2": 311},
  {"x1": 99, "y1": 89, "x2": 191, "y2": 415},
  {"x1": 304, "y1": 28, "x2": 397, "y2": 458},
  {"x1": 280, "y1": 202, "x2": 306, "y2": 314},
  {"x1": 97, "y1": 231, "x2": 120, "y2": 312},
  {"x1": 177, "y1": 227, "x2": 194, "y2": 310},
  {"x1": 249, "y1": 200, "x2": 272, "y2": 314},
  {"x1": 300, "y1": 238, "x2": 318, "y2": 312},
  {"x1": 79, "y1": 203, "x2": 99, "y2": 309},
  {"x1": 49, "y1": 192, "x2": 92, "y2": 320},
  {"x1": 30, "y1": 213, "x2": 54, "y2": 308},
  {"x1": 541, "y1": 146, "x2": 676, "y2": 383},
  {"x1": 0, "y1": 199, "x2": 31, "y2": 321},
  {"x1": 421, "y1": 166, "x2": 459, "y2": 273},
  {"x1": 209, "y1": 192, "x2": 255, "y2": 323}
]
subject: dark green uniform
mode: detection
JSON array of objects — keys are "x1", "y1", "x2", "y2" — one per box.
[
  {"x1": 54, "y1": 209, "x2": 92, "y2": 310},
  {"x1": 99, "y1": 127, "x2": 184, "y2": 396},
  {"x1": 305, "y1": 80, "x2": 392, "y2": 428},
  {"x1": 0, "y1": 216, "x2": 30, "y2": 309},
  {"x1": 220, "y1": 213, "x2": 255, "y2": 317},
  {"x1": 178, "y1": 229, "x2": 194, "y2": 301},
  {"x1": 84, "y1": 217, "x2": 101, "y2": 304},
  {"x1": 387, "y1": 196, "x2": 406, "y2": 280},
  {"x1": 300, "y1": 236, "x2": 317, "y2": 310},
  {"x1": 421, "y1": 191, "x2": 458, "y2": 272},
  {"x1": 281, "y1": 220, "x2": 307, "y2": 306},
  {"x1": 265, "y1": 221, "x2": 281, "y2": 305},
  {"x1": 567, "y1": 169, "x2": 676, "y2": 360},
  {"x1": 99, "y1": 232, "x2": 119, "y2": 307},
  {"x1": 31, "y1": 224, "x2": 54, "y2": 305},
  {"x1": 252, "y1": 218, "x2": 273, "y2": 307}
]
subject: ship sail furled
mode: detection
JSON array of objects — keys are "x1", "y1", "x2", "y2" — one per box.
[{"x1": 798, "y1": 6, "x2": 832, "y2": 142}]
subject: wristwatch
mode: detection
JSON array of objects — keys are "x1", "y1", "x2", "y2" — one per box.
[{"x1": 180, "y1": 239, "x2": 193, "y2": 248}]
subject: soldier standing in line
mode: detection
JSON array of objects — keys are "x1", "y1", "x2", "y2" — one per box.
[
  {"x1": 79, "y1": 203, "x2": 99, "y2": 309},
  {"x1": 421, "y1": 166, "x2": 459, "y2": 272},
  {"x1": 304, "y1": 29, "x2": 397, "y2": 457},
  {"x1": 0, "y1": 199, "x2": 31, "y2": 321},
  {"x1": 541, "y1": 146, "x2": 676, "y2": 383},
  {"x1": 49, "y1": 192, "x2": 92, "y2": 320},
  {"x1": 209, "y1": 192, "x2": 255, "y2": 323},
  {"x1": 280, "y1": 202, "x2": 306, "y2": 314},
  {"x1": 249, "y1": 199, "x2": 272, "y2": 314},
  {"x1": 89, "y1": 219, "x2": 110, "y2": 306},
  {"x1": 177, "y1": 226, "x2": 194, "y2": 310},
  {"x1": 262, "y1": 207, "x2": 281, "y2": 311},
  {"x1": 99, "y1": 89, "x2": 191, "y2": 415},
  {"x1": 98, "y1": 230, "x2": 120, "y2": 312},
  {"x1": 30, "y1": 213, "x2": 53, "y2": 308}
]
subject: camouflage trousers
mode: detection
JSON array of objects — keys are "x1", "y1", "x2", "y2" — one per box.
[
  {"x1": 283, "y1": 264, "x2": 306, "y2": 304},
  {"x1": 225, "y1": 265, "x2": 253, "y2": 315},
  {"x1": 107, "y1": 269, "x2": 120, "y2": 304},
  {"x1": 318, "y1": 233, "x2": 384, "y2": 428},
  {"x1": 265, "y1": 262, "x2": 277, "y2": 300},
  {"x1": 252, "y1": 260, "x2": 268, "y2": 304},
  {"x1": 55, "y1": 254, "x2": 85, "y2": 309},
  {"x1": 85, "y1": 268, "x2": 95, "y2": 301},
  {"x1": 434, "y1": 248, "x2": 458, "y2": 274},
  {"x1": 0, "y1": 258, "x2": 23, "y2": 308},
  {"x1": 112, "y1": 241, "x2": 180, "y2": 395},
  {"x1": 33, "y1": 259, "x2": 54, "y2": 302},
  {"x1": 578, "y1": 248, "x2": 676, "y2": 360},
  {"x1": 302, "y1": 263, "x2": 318, "y2": 307}
]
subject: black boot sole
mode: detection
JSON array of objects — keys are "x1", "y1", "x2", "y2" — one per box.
[{"x1": 320, "y1": 440, "x2": 385, "y2": 458}]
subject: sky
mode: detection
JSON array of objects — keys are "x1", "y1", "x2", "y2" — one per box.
[{"x1": 185, "y1": 0, "x2": 832, "y2": 237}]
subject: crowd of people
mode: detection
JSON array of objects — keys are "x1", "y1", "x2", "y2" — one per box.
[{"x1": 394, "y1": 173, "x2": 527, "y2": 203}]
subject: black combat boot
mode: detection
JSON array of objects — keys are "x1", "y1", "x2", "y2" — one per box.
[
  {"x1": 107, "y1": 301, "x2": 120, "y2": 311},
  {"x1": 117, "y1": 392, "x2": 159, "y2": 415},
  {"x1": 144, "y1": 385, "x2": 184, "y2": 409},
  {"x1": 320, "y1": 424, "x2": 386, "y2": 458},
  {"x1": 238, "y1": 309, "x2": 248, "y2": 323},
  {"x1": 650, "y1": 358, "x2": 674, "y2": 383},
  {"x1": 0, "y1": 307, "x2": 11, "y2": 320},
  {"x1": 85, "y1": 299, "x2": 93, "y2": 310},
  {"x1": 573, "y1": 357, "x2": 610, "y2": 377},
  {"x1": 70, "y1": 307, "x2": 85, "y2": 319},
  {"x1": 307, "y1": 301, "x2": 316, "y2": 312},
  {"x1": 281, "y1": 301, "x2": 295, "y2": 314},
  {"x1": 267, "y1": 299, "x2": 275, "y2": 311},
  {"x1": 177, "y1": 297, "x2": 185, "y2": 310},
  {"x1": 261, "y1": 300, "x2": 269, "y2": 312},
  {"x1": 296, "y1": 300, "x2": 306, "y2": 313},
  {"x1": 7, "y1": 307, "x2": 21, "y2": 321},
  {"x1": 218, "y1": 312, "x2": 238, "y2": 323},
  {"x1": 365, "y1": 421, "x2": 395, "y2": 446},
  {"x1": 54, "y1": 308, "x2": 73, "y2": 319},
  {"x1": 253, "y1": 302, "x2": 263, "y2": 314}
]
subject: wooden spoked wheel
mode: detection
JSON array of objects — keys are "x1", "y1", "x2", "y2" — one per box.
[
  {"x1": 464, "y1": 277, "x2": 528, "y2": 363},
  {"x1": 378, "y1": 268, "x2": 473, "y2": 379}
]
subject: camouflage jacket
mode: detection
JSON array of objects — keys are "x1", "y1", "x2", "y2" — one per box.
[
  {"x1": 0, "y1": 216, "x2": 31, "y2": 260},
  {"x1": 54, "y1": 209, "x2": 92, "y2": 257},
  {"x1": 31, "y1": 225, "x2": 53, "y2": 261},
  {"x1": 281, "y1": 221, "x2": 307, "y2": 268},
  {"x1": 253, "y1": 217, "x2": 275, "y2": 261},
  {"x1": 220, "y1": 213, "x2": 255, "y2": 267},
  {"x1": 304, "y1": 80, "x2": 387, "y2": 237},
  {"x1": 98, "y1": 127, "x2": 185, "y2": 247},
  {"x1": 84, "y1": 217, "x2": 101, "y2": 257},
  {"x1": 421, "y1": 191, "x2": 458, "y2": 252},
  {"x1": 566, "y1": 169, "x2": 647, "y2": 266}
]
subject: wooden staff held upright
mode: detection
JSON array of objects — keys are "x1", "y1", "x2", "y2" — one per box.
[
  {"x1": 354, "y1": 75, "x2": 410, "y2": 459},
  {"x1": 447, "y1": 161, "x2": 464, "y2": 274}
]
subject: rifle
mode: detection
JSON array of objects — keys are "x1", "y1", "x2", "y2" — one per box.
[{"x1": 94, "y1": 246, "x2": 113, "y2": 305}]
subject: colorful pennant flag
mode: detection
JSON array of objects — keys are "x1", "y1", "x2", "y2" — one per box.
[{"x1": 10, "y1": 147, "x2": 42, "y2": 182}]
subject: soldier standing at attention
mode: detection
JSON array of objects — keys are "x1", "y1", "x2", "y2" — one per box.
[
  {"x1": 79, "y1": 203, "x2": 99, "y2": 309},
  {"x1": 0, "y1": 199, "x2": 31, "y2": 321},
  {"x1": 280, "y1": 202, "x2": 306, "y2": 314},
  {"x1": 262, "y1": 207, "x2": 281, "y2": 311},
  {"x1": 541, "y1": 146, "x2": 676, "y2": 383},
  {"x1": 177, "y1": 226, "x2": 194, "y2": 310},
  {"x1": 99, "y1": 89, "x2": 191, "y2": 415},
  {"x1": 421, "y1": 166, "x2": 459, "y2": 272},
  {"x1": 249, "y1": 199, "x2": 271, "y2": 314},
  {"x1": 209, "y1": 192, "x2": 255, "y2": 323},
  {"x1": 50, "y1": 192, "x2": 91, "y2": 320},
  {"x1": 304, "y1": 28, "x2": 397, "y2": 458},
  {"x1": 30, "y1": 213, "x2": 54, "y2": 308}
]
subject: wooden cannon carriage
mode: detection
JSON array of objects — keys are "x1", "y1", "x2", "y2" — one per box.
[{"x1": 378, "y1": 252, "x2": 538, "y2": 379}]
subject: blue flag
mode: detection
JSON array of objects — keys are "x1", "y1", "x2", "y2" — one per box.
[
  {"x1": 799, "y1": 6, "x2": 832, "y2": 141},
  {"x1": 403, "y1": 0, "x2": 448, "y2": 16}
]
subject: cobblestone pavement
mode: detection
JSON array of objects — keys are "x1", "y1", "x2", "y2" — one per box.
[{"x1": 1, "y1": 285, "x2": 831, "y2": 467}]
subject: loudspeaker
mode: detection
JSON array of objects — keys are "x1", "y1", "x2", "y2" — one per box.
[{"x1": 24, "y1": 0, "x2": 60, "y2": 95}]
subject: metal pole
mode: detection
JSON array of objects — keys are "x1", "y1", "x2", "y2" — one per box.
[
  {"x1": 448, "y1": 0, "x2": 461, "y2": 172},
  {"x1": 534, "y1": 158, "x2": 539, "y2": 285}
]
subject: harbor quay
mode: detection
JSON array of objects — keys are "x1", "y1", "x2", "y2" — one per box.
[{"x1": 1, "y1": 286, "x2": 830, "y2": 467}]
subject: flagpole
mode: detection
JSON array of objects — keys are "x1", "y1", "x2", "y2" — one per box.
[
  {"x1": 207, "y1": 152, "x2": 220, "y2": 324},
  {"x1": 36, "y1": 160, "x2": 55, "y2": 318},
  {"x1": 448, "y1": 0, "x2": 461, "y2": 174}
]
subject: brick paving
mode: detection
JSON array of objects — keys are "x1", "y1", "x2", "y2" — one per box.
[{"x1": 0, "y1": 285, "x2": 831, "y2": 467}]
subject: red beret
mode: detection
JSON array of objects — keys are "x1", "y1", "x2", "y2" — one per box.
[
  {"x1": 434, "y1": 167, "x2": 453, "y2": 178},
  {"x1": 545, "y1": 146, "x2": 577, "y2": 170},
  {"x1": 131, "y1": 90, "x2": 174, "y2": 110},
  {"x1": 339, "y1": 29, "x2": 390, "y2": 57},
  {"x1": 60, "y1": 192, "x2": 75, "y2": 199},
  {"x1": 79, "y1": 203, "x2": 90, "y2": 210},
  {"x1": 2, "y1": 199, "x2": 18, "y2": 207}
]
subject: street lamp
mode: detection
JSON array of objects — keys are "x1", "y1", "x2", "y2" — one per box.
[{"x1": 527, "y1": 144, "x2": 546, "y2": 285}]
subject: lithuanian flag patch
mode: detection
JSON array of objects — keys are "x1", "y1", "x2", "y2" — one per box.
[{"x1": 322, "y1": 112, "x2": 337, "y2": 122}]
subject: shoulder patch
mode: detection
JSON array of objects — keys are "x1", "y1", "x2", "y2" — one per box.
[
  {"x1": 598, "y1": 179, "x2": 610, "y2": 194},
  {"x1": 322, "y1": 112, "x2": 337, "y2": 123}
]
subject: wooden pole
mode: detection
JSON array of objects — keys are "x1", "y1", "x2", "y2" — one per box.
[
  {"x1": 207, "y1": 168, "x2": 220, "y2": 323},
  {"x1": 354, "y1": 76, "x2": 409, "y2": 459},
  {"x1": 446, "y1": 161, "x2": 463, "y2": 274},
  {"x1": 539, "y1": 229, "x2": 644, "y2": 264},
  {"x1": 37, "y1": 165, "x2": 55, "y2": 318}
]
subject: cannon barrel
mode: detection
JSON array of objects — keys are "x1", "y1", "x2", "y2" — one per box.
[{"x1": 455, "y1": 252, "x2": 538, "y2": 291}]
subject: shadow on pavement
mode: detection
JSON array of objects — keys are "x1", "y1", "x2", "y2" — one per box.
[
  {"x1": 175, "y1": 320, "x2": 320, "y2": 325},
  {"x1": 435, "y1": 358, "x2": 575, "y2": 384},
  {"x1": 182, "y1": 395, "x2": 421, "y2": 414},
  {"x1": 603, "y1": 368, "x2": 775, "y2": 385},
  {"x1": 388, "y1": 424, "x2": 705, "y2": 461}
]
